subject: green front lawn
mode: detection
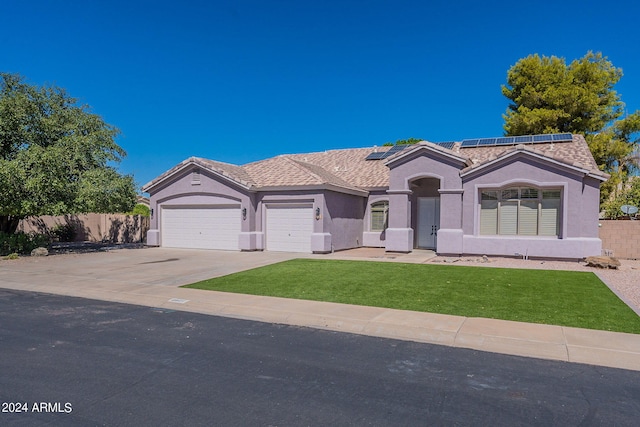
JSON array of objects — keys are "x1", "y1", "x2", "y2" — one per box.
[{"x1": 184, "y1": 259, "x2": 640, "y2": 334}]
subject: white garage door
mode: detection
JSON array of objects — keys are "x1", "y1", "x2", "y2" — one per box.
[
  {"x1": 161, "y1": 206, "x2": 240, "y2": 250},
  {"x1": 265, "y1": 204, "x2": 313, "y2": 253}
]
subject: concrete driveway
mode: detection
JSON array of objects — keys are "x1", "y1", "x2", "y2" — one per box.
[{"x1": 0, "y1": 247, "x2": 303, "y2": 288}]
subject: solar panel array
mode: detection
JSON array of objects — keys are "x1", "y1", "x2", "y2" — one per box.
[
  {"x1": 460, "y1": 133, "x2": 572, "y2": 148},
  {"x1": 365, "y1": 144, "x2": 409, "y2": 160},
  {"x1": 433, "y1": 141, "x2": 456, "y2": 150},
  {"x1": 364, "y1": 134, "x2": 572, "y2": 160}
]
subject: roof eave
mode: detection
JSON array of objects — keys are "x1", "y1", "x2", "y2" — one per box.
[{"x1": 257, "y1": 183, "x2": 369, "y2": 197}]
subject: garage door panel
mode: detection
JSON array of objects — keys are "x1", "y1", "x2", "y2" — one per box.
[
  {"x1": 162, "y1": 206, "x2": 240, "y2": 250},
  {"x1": 266, "y1": 205, "x2": 313, "y2": 253}
]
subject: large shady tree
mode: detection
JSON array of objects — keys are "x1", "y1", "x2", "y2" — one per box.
[
  {"x1": 0, "y1": 73, "x2": 136, "y2": 234},
  {"x1": 501, "y1": 52, "x2": 640, "y2": 213}
]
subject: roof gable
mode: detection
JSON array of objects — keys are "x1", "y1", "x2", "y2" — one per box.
[
  {"x1": 142, "y1": 157, "x2": 254, "y2": 192},
  {"x1": 384, "y1": 141, "x2": 471, "y2": 167},
  {"x1": 460, "y1": 142, "x2": 608, "y2": 181}
]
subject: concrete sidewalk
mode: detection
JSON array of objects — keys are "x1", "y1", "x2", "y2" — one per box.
[{"x1": 1, "y1": 247, "x2": 640, "y2": 372}]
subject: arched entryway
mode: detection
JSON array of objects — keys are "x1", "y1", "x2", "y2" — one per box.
[{"x1": 410, "y1": 177, "x2": 441, "y2": 249}]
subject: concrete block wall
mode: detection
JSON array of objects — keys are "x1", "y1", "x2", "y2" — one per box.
[
  {"x1": 18, "y1": 214, "x2": 150, "y2": 244},
  {"x1": 599, "y1": 220, "x2": 640, "y2": 259}
]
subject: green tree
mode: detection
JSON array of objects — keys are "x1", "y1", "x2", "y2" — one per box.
[
  {"x1": 502, "y1": 51, "x2": 624, "y2": 135},
  {"x1": 129, "y1": 203, "x2": 150, "y2": 217},
  {"x1": 0, "y1": 73, "x2": 136, "y2": 234},
  {"x1": 501, "y1": 52, "x2": 640, "y2": 209},
  {"x1": 601, "y1": 176, "x2": 640, "y2": 218}
]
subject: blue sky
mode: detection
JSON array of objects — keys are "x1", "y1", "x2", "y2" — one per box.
[{"x1": 3, "y1": 0, "x2": 640, "y2": 192}]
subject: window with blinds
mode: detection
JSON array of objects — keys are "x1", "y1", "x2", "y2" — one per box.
[
  {"x1": 480, "y1": 187, "x2": 560, "y2": 236},
  {"x1": 370, "y1": 201, "x2": 389, "y2": 232}
]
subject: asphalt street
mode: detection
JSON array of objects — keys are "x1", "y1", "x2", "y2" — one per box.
[{"x1": 1, "y1": 289, "x2": 639, "y2": 426}]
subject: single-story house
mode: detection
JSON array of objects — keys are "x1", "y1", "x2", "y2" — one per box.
[{"x1": 142, "y1": 133, "x2": 608, "y2": 259}]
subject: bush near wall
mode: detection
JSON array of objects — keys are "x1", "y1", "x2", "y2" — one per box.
[
  {"x1": 0, "y1": 232, "x2": 51, "y2": 256},
  {"x1": 599, "y1": 219, "x2": 640, "y2": 259}
]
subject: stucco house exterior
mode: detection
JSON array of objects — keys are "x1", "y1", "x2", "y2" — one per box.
[{"x1": 142, "y1": 133, "x2": 608, "y2": 259}]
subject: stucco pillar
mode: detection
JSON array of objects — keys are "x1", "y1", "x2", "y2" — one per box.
[
  {"x1": 146, "y1": 229, "x2": 160, "y2": 246},
  {"x1": 436, "y1": 188, "x2": 464, "y2": 255},
  {"x1": 385, "y1": 189, "x2": 413, "y2": 252},
  {"x1": 311, "y1": 233, "x2": 332, "y2": 253}
]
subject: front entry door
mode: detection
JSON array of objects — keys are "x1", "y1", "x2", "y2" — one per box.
[{"x1": 416, "y1": 197, "x2": 440, "y2": 249}]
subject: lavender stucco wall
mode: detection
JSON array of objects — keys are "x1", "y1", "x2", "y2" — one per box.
[{"x1": 323, "y1": 190, "x2": 366, "y2": 251}]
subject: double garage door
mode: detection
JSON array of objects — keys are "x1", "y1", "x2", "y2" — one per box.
[
  {"x1": 161, "y1": 206, "x2": 240, "y2": 250},
  {"x1": 161, "y1": 204, "x2": 314, "y2": 252}
]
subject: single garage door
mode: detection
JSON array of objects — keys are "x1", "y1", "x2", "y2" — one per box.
[
  {"x1": 265, "y1": 204, "x2": 313, "y2": 253},
  {"x1": 161, "y1": 205, "x2": 240, "y2": 250}
]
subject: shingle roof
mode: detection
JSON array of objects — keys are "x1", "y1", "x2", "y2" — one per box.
[
  {"x1": 142, "y1": 134, "x2": 606, "y2": 193},
  {"x1": 459, "y1": 134, "x2": 599, "y2": 170}
]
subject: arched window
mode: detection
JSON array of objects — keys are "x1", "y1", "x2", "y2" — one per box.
[
  {"x1": 370, "y1": 201, "x2": 389, "y2": 232},
  {"x1": 480, "y1": 187, "x2": 560, "y2": 236}
]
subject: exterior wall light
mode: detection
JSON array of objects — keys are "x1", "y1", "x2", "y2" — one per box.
[
  {"x1": 242, "y1": 207, "x2": 247, "y2": 220},
  {"x1": 315, "y1": 207, "x2": 321, "y2": 220},
  {"x1": 150, "y1": 208, "x2": 154, "y2": 218}
]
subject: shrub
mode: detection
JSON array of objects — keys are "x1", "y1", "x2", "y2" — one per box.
[
  {"x1": 0, "y1": 232, "x2": 51, "y2": 256},
  {"x1": 129, "y1": 204, "x2": 150, "y2": 217},
  {"x1": 50, "y1": 223, "x2": 76, "y2": 242}
]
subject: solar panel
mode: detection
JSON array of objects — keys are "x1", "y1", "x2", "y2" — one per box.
[
  {"x1": 435, "y1": 141, "x2": 455, "y2": 150},
  {"x1": 514, "y1": 135, "x2": 533, "y2": 143},
  {"x1": 380, "y1": 144, "x2": 409, "y2": 159},
  {"x1": 365, "y1": 144, "x2": 410, "y2": 160},
  {"x1": 495, "y1": 137, "x2": 515, "y2": 145},
  {"x1": 552, "y1": 133, "x2": 572, "y2": 141},
  {"x1": 461, "y1": 139, "x2": 479, "y2": 147},
  {"x1": 533, "y1": 134, "x2": 551, "y2": 142},
  {"x1": 417, "y1": 133, "x2": 574, "y2": 155},
  {"x1": 478, "y1": 138, "x2": 497, "y2": 146},
  {"x1": 365, "y1": 151, "x2": 386, "y2": 160}
]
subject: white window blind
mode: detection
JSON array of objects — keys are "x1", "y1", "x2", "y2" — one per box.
[{"x1": 480, "y1": 187, "x2": 560, "y2": 236}]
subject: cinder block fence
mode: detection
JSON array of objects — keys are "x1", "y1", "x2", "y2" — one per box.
[
  {"x1": 18, "y1": 214, "x2": 149, "y2": 244},
  {"x1": 599, "y1": 220, "x2": 640, "y2": 259}
]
